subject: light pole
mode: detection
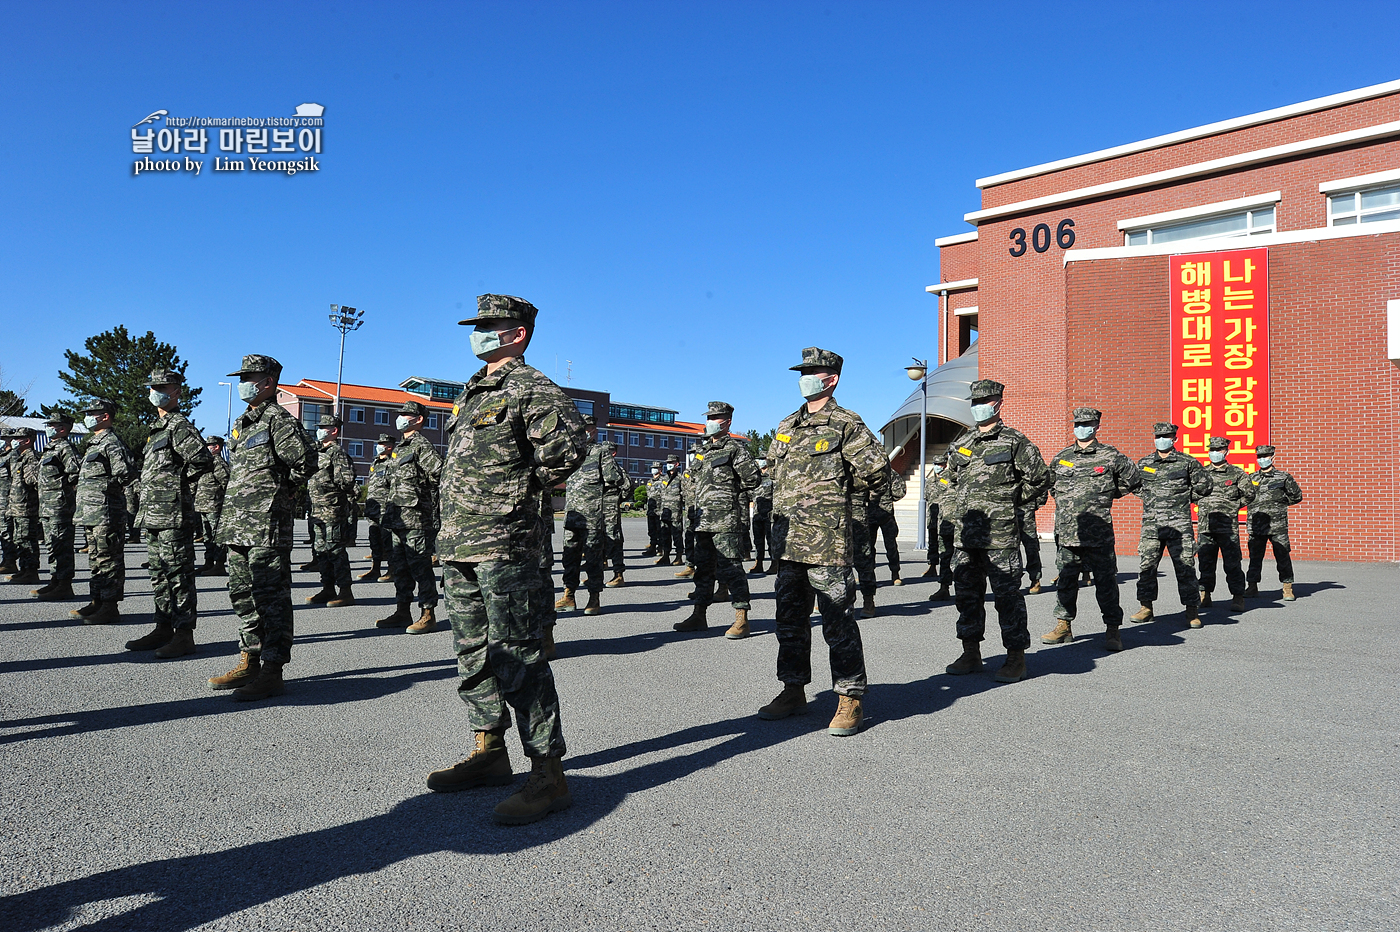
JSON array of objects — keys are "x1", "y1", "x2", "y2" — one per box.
[
  {"x1": 905, "y1": 358, "x2": 929, "y2": 551},
  {"x1": 329, "y1": 304, "x2": 365, "y2": 422},
  {"x1": 218, "y1": 381, "x2": 232, "y2": 437}
]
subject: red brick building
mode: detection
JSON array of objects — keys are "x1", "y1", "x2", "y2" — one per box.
[{"x1": 929, "y1": 78, "x2": 1400, "y2": 562}]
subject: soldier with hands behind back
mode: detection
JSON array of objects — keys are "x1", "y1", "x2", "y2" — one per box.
[
  {"x1": 72, "y1": 400, "x2": 133, "y2": 625},
  {"x1": 305, "y1": 414, "x2": 358, "y2": 608},
  {"x1": 377, "y1": 401, "x2": 443, "y2": 633},
  {"x1": 195, "y1": 436, "x2": 231, "y2": 577},
  {"x1": 1196, "y1": 436, "x2": 1256, "y2": 614},
  {"x1": 4, "y1": 429, "x2": 43, "y2": 584},
  {"x1": 1245, "y1": 444, "x2": 1304, "y2": 601},
  {"x1": 1130, "y1": 423, "x2": 1210, "y2": 627},
  {"x1": 34, "y1": 412, "x2": 81, "y2": 601}
]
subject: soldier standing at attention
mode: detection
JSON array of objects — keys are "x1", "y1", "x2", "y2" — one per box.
[
  {"x1": 71, "y1": 400, "x2": 133, "y2": 625},
  {"x1": 33, "y1": 412, "x2": 81, "y2": 601},
  {"x1": 1245, "y1": 445, "x2": 1304, "y2": 601},
  {"x1": 675, "y1": 454, "x2": 699, "y2": 579},
  {"x1": 643, "y1": 463, "x2": 663, "y2": 557},
  {"x1": 602, "y1": 442, "x2": 631, "y2": 587},
  {"x1": 376, "y1": 401, "x2": 443, "y2": 633},
  {"x1": 1017, "y1": 484, "x2": 1048, "y2": 594},
  {"x1": 1129, "y1": 423, "x2": 1210, "y2": 627},
  {"x1": 424, "y1": 294, "x2": 590, "y2": 825},
  {"x1": 1040, "y1": 408, "x2": 1141, "y2": 651},
  {"x1": 749, "y1": 459, "x2": 773, "y2": 575},
  {"x1": 306, "y1": 414, "x2": 358, "y2": 608},
  {"x1": 0, "y1": 433, "x2": 14, "y2": 575},
  {"x1": 923, "y1": 453, "x2": 956, "y2": 601},
  {"x1": 128, "y1": 370, "x2": 214, "y2": 657},
  {"x1": 209, "y1": 354, "x2": 316, "y2": 699},
  {"x1": 359, "y1": 434, "x2": 394, "y2": 582},
  {"x1": 673, "y1": 401, "x2": 761, "y2": 638},
  {"x1": 4, "y1": 429, "x2": 43, "y2": 584},
  {"x1": 655, "y1": 456, "x2": 685, "y2": 566},
  {"x1": 851, "y1": 472, "x2": 882, "y2": 619},
  {"x1": 557, "y1": 417, "x2": 622, "y2": 615},
  {"x1": 943, "y1": 379, "x2": 1051, "y2": 684},
  {"x1": 869, "y1": 464, "x2": 906, "y2": 587},
  {"x1": 195, "y1": 436, "x2": 231, "y2": 577},
  {"x1": 1196, "y1": 436, "x2": 1256, "y2": 614}
]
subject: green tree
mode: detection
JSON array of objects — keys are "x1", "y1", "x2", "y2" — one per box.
[
  {"x1": 57, "y1": 326, "x2": 203, "y2": 456},
  {"x1": 746, "y1": 428, "x2": 774, "y2": 459},
  {"x1": 0, "y1": 389, "x2": 30, "y2": 419}
]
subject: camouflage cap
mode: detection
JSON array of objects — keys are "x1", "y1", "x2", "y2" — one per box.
[
  {"x1": 317, "y1": 414, "x2": 342, "y2": 429},
  {"x1": 44, "y1": 411, "x2": 74, "y2": 427},
  {"x1": 583, "y1": 414, "x2": 597, "y2": 429},
  {"x1": 706, "y1": 401, "x2": 734, "y2": 420},
  {"x1": 969, "y1": 379, "x2": 1005, "y2": 400},
  {"x1": 1208, "y1": 436, "x2": 1229, "y2": 451},
  {"x1": 398, "y1": 400, "x2": 428, "y2": 418},
  {"x1": 144, "y1": 368, "x2": 185, "y2": 387},
  {"x1": 933, "y1": 452, "x2": 949, "y2": 465},
  {"x1": 1072, "y1": 407, "x2": 1102, "y2": 423},
  {"x1": 650, "y1": 462, "x2": 662, "y2": 471},
  {"x1": 227, "y1": 354, "x2": 283, "y2": 378},
  {"x1": 205, "y1": 435, "x2": 225, "y2": 446},
  {"x1": 79, "y1": 398, "x2": 116, "y2": 416},
  {"x1": 1255, "y1": 445, "x2": 1276, "y2": 457},
  {"x1": 789, "y1": 346, "x2": 844, "y2": 373},
  {"x1": 666, "y1": 455, "x2": 678, "y2": 464},
  {"x1": 1153, "y1": 422, "x2": 1178, "y2": 437},
  {"x1": 460, "y1": 293, "x2": 539, "y2": 330},
  {"x1": 11, "y1": 427, "x2": 36, "y2": 439},
  {"x1": 377, "y1": 433, "x2": 396, "y2": 444}
]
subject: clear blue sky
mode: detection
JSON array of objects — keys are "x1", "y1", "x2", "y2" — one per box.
[{"x1": 3, "y1": 1, "x2": 1396, "y2": 436}]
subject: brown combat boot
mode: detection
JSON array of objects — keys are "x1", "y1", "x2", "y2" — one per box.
[
  {"x1": 407, "y1": 605, "x2": 437, "y2": 635},
  {"x1": 1129, "y1": 603, "x2": 1153, "y2": 623},
  {"x1": 1199, "y1": 589, "x2": 1212, "y2": 607},
  {"x1": 1104, "y1": 624, "x2": 1123, "y2": 652},
  {"x1": 379, "y1": 571, "x2": 395, "y2": 583},
  {"x1": 8, "y1": 569, "x2": 41, "y2": 584},
  {"x1": 208, "y1": 651, "x2": 259, "y2": 690},
  {"x1": 298, "y1": 558, "x2": 321, "y2": 572},
  {"x1": 427, "y1": 731, "x2": 513, "y2": 792},
  {"x1": 155, "y1": 627, "x2": 196, "y2": 659},
  {"x1": 671, "y1": 556, "x2": 684, "y2": 566},
  {"x1": 327, "y1": 586, "x2": 356, "y2": 607},
  {"x1": 1245, "y1": 581, "x2": 1259, "y2": 598},
  {"x1": 543, "y1": 626, "x2": 557, "y2": 660},
  {"x1": 70, "y1": 600, "x2": 100, "y2": 618},
  {"x1": 674, "y1": 566, "x2": 694, "y2": 578},
  {"x1": 36, "y1": 580, "x2": 75, "y2": 601},
  {"x1": 945, "y1": 639, "x2": 982, "y2": 675},
  {"x1": 1041, "y1": 619, "x2": 1073, "y2": 644},
  {"x1": 930, "y1": 586, "x2": 951, "y2": 602},
  {"x1": 748, "y1": 561, "x2": 764, "y2": 575},
  {"x1": 1230, "y1": 595, "x2": 1246, "y2": 612},
  {"x1": 376, "y1": 604, "x2": 413, "y2": 628},
  {"x1": 993, "y1": 648, "x2": 1027, "y2": 683},
  {"x1": 232, "y1": 661, "x2": 285, "y2": 701},
  {"x1": 125, "y1": 622, "x2": 173, "y2": 650},
  {"x1": 654, "y1": 555, "x2": 671, "y2": 566},
  {"x1": 1187, "y1": 608, "x2": 1203, "y2": 628},
  {"x1": 493, "y1": 756, "x2": 572, "y2": 825},
  {"x1": 860, "y1": 592, "x2": 876, "y2": 618},
  {"x1": 554, "y1": 588, "x2": 576, "y2": 611},
  {"x1": 715, "y1": 583, "x2": 730, "y2": 602},
  {"x1": 305, "y1": 586, "x2": 335, "y2": 604},
  {"x1": 725, "y1": 609, "x2": 750, "y2": 640},
  {"x1": 357, "y1": 560, "x2": 382, "y2": 581},
  {"x1": 757, "y1": 684, "x2": 807, "y2": 720},
  {"x1": 920, "y1": 564, "x2": 938, "y2": 577},
  {"x1": 605, "y1": 572, "x2": 624, "y2": 588},
  {"x1": 86, "y1": 601, "x2": 121, "y2": 625},
  {"x1": 583, "y1": 592, "x2": 602, "y2": 616},
  {"x1": 673, "y1": 604, "x2": 707, "y2": 632},
  {"x1": 1282, "y1": 582, "x2": 1296, "y2": 601},
  {"x1": 31, "y1": 579, "x2": 56, "y2": 596},
  {"x1": 1028, "y1": 580, "x2": 1043, "y2": 594},
  {"x1": 0, "y1": 562, "x2": 16, "y2": 575},
  {"x1": 828, "y1": 695, "x2": 864, "y2": 736}
]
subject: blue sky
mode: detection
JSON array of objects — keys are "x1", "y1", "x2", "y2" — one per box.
[{"x1": 3, "y1": 1, "x2": 1397, "y2": 436}]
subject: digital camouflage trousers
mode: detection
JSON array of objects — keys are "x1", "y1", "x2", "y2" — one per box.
[
  {"x1": 227, "y1": 545, "x2": 294, "y2": 664},
  {"x1": 146, "y1": 525, "x2": 198, "y2": 629},
  {"x1": 953, "y1": 546, "x2": 1030, "y2": 650},
  {"x1": 773, "y1": 560, "x2": 867, "y2": 698},
  {"x1": 85, "y1": 522, "x2": 125, "y2": 602}
]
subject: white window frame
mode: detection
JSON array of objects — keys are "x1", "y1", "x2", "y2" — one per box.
[
  {"x1": 1321, "y1": 169, "x2": 1400, "y2": 227},
  {"x1": 644, "y1": 435, "x2": 655, "y2": 447},
  {"x1": 1120, "y1": 192, "x2": 1280, "y2": 246},
  {"x1": 427, "y1": 413, "x2": 439, "y2": 430},
  {"x1": 659, "y1": 436, "x2": 669, "y2": 449},
  {"x1": 346, "y1": 440, "x2": 365, "y2": 458},
  {"x1": 348, "y1": 406, "x2": 364, "y2": 424},
  {"x1": 630, "y1": 433, "x2": 640, "y2": 446},
  {"x1": 373, "y1": 409, "x2": 389, "y2": 426}
]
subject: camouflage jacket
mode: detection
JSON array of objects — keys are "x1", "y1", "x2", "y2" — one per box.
[
  {"x1": 136, "y1": 412, "x2": 213, "y2": 529},
  {"x1": 868, "y1": 467, "x2": 908, "y2": 522},
  {"x1": 1135, "y1": 450, "x2": 1212, "y2": 528},
  {"x1": 601, "y1": 446, "x2": 633, "y2": 523},
  {"x1": 75, "y1": 429, "x2": 134, "y2": 528},
  {"x1": 438, "y1": 357, "x2": 590, "y2": 563},
  {"x1": 769, "y1": 398, "x2": 888, "y2": 566},
  {"x1": 925, "y1": 470, "x2": 956, "y2": 534},
  {"x1": 692, "y1": 434, "x2": 760, "y2": 533},
  {"x1": 0, "y1": 447, "x2": 10, "y2": 515},
  {"x1": 7, "y1": 447, "x2": 40, "y2": 519},
  {"x1": 1247, "y1": 467, "x2": 1303, "y2": 534},
  {"x1": 680, "y1": 469, "x2": 696, "y2": 515},
  {"x1": 564, "y1": 442, "x2": 627, "y2": 530},
  {"x1": 645, "y1": 477, "x2": 664, "y2": 514},
  {"x1": 658, "y1": 471, "x2": 684, "y2": 514},
  {"x1": 362, "y1": 453, "x2": 392, "y2": 523},
  {"x1": 38, "y1": 436, "x2": 80, "y2": 519},
  {"x1": 194, "y1": 455, "x2": 230, "y2": 516},
  {"x1": 384, "y1": 432, "x2": 443, "y2": 531},
  {"x1": 1049, "y1": 440, "x2": 1142, "y2": 548},
  {"x1": 753, "y1": 475, "x2": 774, "y2": 518},
  {"x1": 944, "y1": 421, "x2": 1051, "y2": 550},
  {"x1": 308, "y1": 441, "x2": 356, "y2": 522},
  {"x1": 219, "y1": 399, "x2": 317, "y2": 549},
  {"x1": 1199, "y1": 462, "x2": 1257, "y2": 518}
]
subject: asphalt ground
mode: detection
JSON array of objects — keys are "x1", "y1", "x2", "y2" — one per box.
[{"x1": 2, "y1": 517, "x2": 1397, "y2": 931}]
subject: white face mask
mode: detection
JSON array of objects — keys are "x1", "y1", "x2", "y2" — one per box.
[
  {"x1": 44, "y1": 426, "x2": 59, "y2": 440},
  {"x1": 396, "y1": 415, "x2": 412, "y2": 431},
  {"x1": 970, "y1": 400, "x2": 1001, "y2": 423},
  {"x1": 932, "y1": 464, "x2": 944, "y2": 474},
  {"x1": 375, "y1": 444, "x2": 386, "y2": 456},
  {"x1": 1073, "y1": 425, "x2": 1097, "y2": 441},
  {"x1": 1154, "y1": 437, "x2": 1174, "y2": 452},
  {"x1": 84, "y1": 415, "x2": 100, "y2": 430},
  {"x1": 1256, "y1": 457, "x2": 1273, "y2": 469},
  {"x1": 317, "y1": 429, "x2": 331, "y2": 442},
  {"x1": 798, "y1": 374, "x2": 829, "y2": 400},
  {"x1": 1208, "y1": 450, "x2": 1227, "y2": 464},
  {"x1": 238, "y1": 380, "x2": 262, "y2": 403},
  {"x1": 703, "y1": 420, "x2": 724, "y2": 436}
]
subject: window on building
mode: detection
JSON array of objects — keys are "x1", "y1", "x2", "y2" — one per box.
[
  {"x1": 374, "y1": 409, "x2": 390, "y2": 425},
  {"x1": 1125, "y1": 206, "x2": 1275, "y2": 246},
  {"x1": 688, "y1": 438, "x2": 697, "y2": 449},
  {"x1": 630, "y1": 433, "x2": 640, "y2": 446},
  {"x1": 574, "y1": 399, "x2": 594, "y2": 417},
  {"x1": 659, "y1": 436, "x2": 669, "y2": 449},
  {"x1": 347, "y1": 441, "x2": 365, "y2": 458},
  {"x1": 1328, "y1": 183, "x2": 1400, "y2": 226},
  {"x1": 614, "y1": 431, "x2": 625, "y2": 445},
  {"x1": 427, "y1": 413, "x2": 439, "y2": 430},
  {"x1": 644, "y1": 435, "x2": 655, "y2": 447},
  {"x1": 349, "y1": 407, "x2": 365, "y2": 423},
  {"x1": 301, "y1": 403, "x2": 321, "y2": 431}
]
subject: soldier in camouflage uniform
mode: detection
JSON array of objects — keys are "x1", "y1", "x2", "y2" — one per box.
[
  {"x1": 305, "y1": 414, "x2": 358, "y2": 608},
  {"x1": 943, "y1": 379, "x2": 1052, "y2": 684},
  {"x1": 424, "y1": 294, "x2": 590, "y2": 826},
  {"x1": 749, "y1": 459, "x2": 772, "y2": 574},
  {"x1": 643, "y1": 463, "x2": 663, "y2": 557},
  {"x1": 674, "y1": 401, "x2": 761, "y2": 637},
  {"x1": 125, "y1": 479, "x2": 141, "y2": 543},
  {"x1": 359, "y1": 434, "x2": 394, "y2": 581},
  {"x1": 208, "y1": 354, "x2": 317, "y2": 700},
  {"x1": 922, "y1": 453, "x2": 956, "y2": 600},
  {"x1": 1040, "y1": 408, "x2": 1141, "y2": 651},
  {"x1": 601, "y1": 442, "x2": 631, "y2": 586},
  {"x1": 0, "y1": 434, "x2": 14, "y2": 575},
  {"x1": 376, "y1": 400, "x2": 443, "y2": 633},
  {"x1": 757, "y1": 348, "x2": 887, "y2": 736},
  {"x1": 1129, "y1": 423, "x2": 1210, "y2": 627},
  {"x1": 656, "y1": 456, "x2": 685, "y2": 566},
  {"x1": 538, "y1": 488, "x2": 560, "y2": 659},
  {"x1": 195, "y1": 435, "x2": 231, "y2": 576},
  {"x1": 71, "y1": 399, "x2": 133, "y2": 625},
  {"x1": 128, "y1": 370, "x2": 214, "y2": 658},
  {"x1": 4, "y1": 429, "x2": 42, "y2": 584},
  {"x1": 1245, "y1": 444, "x2": 1304, "y2": 602},
  {"x1": 1196, "y1": 436, "x2": 1256, "y2": 614},
  {"x1": 558, "y1": 416, "x2": 624, "y2": 615},
  {"x1": 1017, "y1": 486, "x2": 1048, "y2": 594},
  {"x1": 868, "y1": 465, "x2": 906, "y2": 587},
  {"x1": 856, "y1": 464, "x2": 906, "y2": 618},
  {"x1": 34, "y1": 412, "x2": 81, "y2": 600},
  {"x1": 675, "y1": 455, "x2": 699, "y2": 579}
]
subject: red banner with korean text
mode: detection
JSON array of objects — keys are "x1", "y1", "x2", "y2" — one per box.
[{"x1": 1169, "y1": 247, "x2": 1269, "y2": 518}]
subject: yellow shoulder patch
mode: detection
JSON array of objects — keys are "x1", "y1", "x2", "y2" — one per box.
[
  {"x1": 452, "y1": 404, "x2": 459, "y2": 416},
  {"x1": 1252, "y1": 478, "x2": 1260, "y2": 485},
  {"x1": 231, "y1": 428, "x2": 239, "y2": 440},
  {"x1": 775, "y1": 433, "x2": 791, "y2": 443},
  {"x1": 1142, "y1": 466, "x2": 1156, "y2": 473},
  {"x1": 1058, "y1": 459, "x2": 1075, "y2": 468},
  {"x1": 957, "y1": 446, "x2": 972, "y2": 456},
  {"x1": 695, "y1": 454, "x2": 704, "y2": 461}
]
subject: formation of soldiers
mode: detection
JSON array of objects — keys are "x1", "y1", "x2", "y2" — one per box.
[{"x1": 0, "y1": 301, "x2": 1306, "y2": 828}]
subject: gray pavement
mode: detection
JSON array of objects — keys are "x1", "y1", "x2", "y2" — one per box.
[{"x1": 2, "y1": 517, "x2": 1397, "y2": 931}]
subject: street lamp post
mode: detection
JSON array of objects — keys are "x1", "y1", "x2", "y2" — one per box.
[
  {"x1": 329, "y1": 304, "x2": 365, "y2": 423},
  {"x1": 905, "y1": 358, "x2": 929, "y2": 551},
  {"x1": 218, "y1": 381, "x2": 232, "y2": 438}
]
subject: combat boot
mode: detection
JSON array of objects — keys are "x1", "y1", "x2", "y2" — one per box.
[
  {"x1": 828, "y1": 695, "x2": 864, "y2": 736},
  {"x1": 31, "y1": 580, "x2": 57, "y2": 596},
  {"x1": 375, "y1": 603, "x2": 413, "y2": 628},
  {"x1": 8, "y1": 569, "x2": 41, "y2": 584},
  {"x1": 0, "y1": 562, "x2": 16, "y2": 575},
  {"x1": 641, "y1": 545, "x2": 657, "y2": 557},
  {"x1": 920, "y1": 564, "x2": 938, "y2": 577},
  {"x1": 1282, "y1": 582, "x2": 1296, "y2": 601},
  {"x1": 85, "y1": 601, "x2": 121, "y2": 625},
  {"x1": 70, "y1": 600, "x2": 99, "y2": 618},
  {"x1": 208, "y1": 561, "x2": 228, "y2": 577},
  {"x1": 196, "y1": 563, "x2": 219, "y2": 577},
  {"x1": 298, "y1": 557, "x2": 321, "y2": 572},
  {"x1": 605, "y1": 572, "x2": 625, "y2": 588},
  {"x1": 554, "y1": 588, "x2": 577, "y2": 611},
  {"x1": 1245, "y1": 581, "x2": 1259, "y2": 598},
  {"x1": 357, "y1": 560, "x2": 382, "y2": 581},
  {"x1": 125, "y1": 622, "x2": 173, "y2": 650},
  {"x1": 583, "y1": 592, "x2": 602, "y2": 616},
  {"x1": 674, "y1": 566, "x2": 694, "y2": 578},
  {"x1": 757, "y1": 684, "x2": 807, "y2": 720},
  {"x1": 993, "y1": 648, "x2": 1027, "y2": 683},
  {"x1": 1041, "y1": 619, "x2": 1073, "y2": 644},
  {"x1": 671, "y1": 556, "x2": 684, "y2": 566},
  {"x1": 232, "y1": 661, "x2": 284, "y2": 701},
  {"x1": 1199, "y1": 589, "x2": 1212, "y2": 607},
  {"x1": 155, "y1": 627, "x2": 196, "y2": 659},
  {"x1": 725, "y1": 609, "x2": 750, "y2": 640},
  {"x1": 542, "y1": 626, "x2": 557, "y2": 660},
  {"x1": 654, "y1": 554, "x2": 671, "y2": 566},
  {"x1": 891, "y1": 574, "x2": 903, "y2": 587},
  {"x1": 860, "y1": 592, "x2": 876, "y2": 618},
  {"x1": 673, "y1": 604, "x2": 707, "y2": 632},
  {"x1": 716, "y1": 583, "x2": 730, "y2": 602},
  {"x1": 427, "y1": 731, "x2": 513, "y2": 792},
  {"x1": 1229, "y1": 595, "x2": 1246, "y2": 612},
  {"x1": 748, "y1": 560, "x2": 764, "y2": 575},
  {"x1": 1129, "y1": 603, "x2": 1153, "y2": 623},
  {"x1": 1104, "y1": 624, "x2": 1123, "y2": 652},
  {"x1": 379, "y1": 570, "x2": 395, "y2": 583},
  {"x1": 1028, "y1": 580, "x2": 1043, "y2": 594},
  {"x1": 929, "y1": 586, "x2": 951, "y2": 601},
  {"x1": 493, "y1": 756, "x2": 571, "y2": 825},
  {"x1": 327, "y1": 586, "x2": 356, "y2": 607},
  {"x1": 305, "y1": 586, "x2": 335, "y2": 604},
  {"x1": 1187, "y1": 608, "x2": 1203, "y2": 629},
  {"x1": 407, "y1": 605, "x2": 437, "y2": 635},
  {"x1": 945, "y1": 639, "x2": 982, "y2": 675},
  {"x1": 208, "y1": 651, "x2": 259, "y2": 690}
]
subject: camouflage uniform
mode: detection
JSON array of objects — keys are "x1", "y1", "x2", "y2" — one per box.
[
  {"x1": 1047, "y1": 410, "x2": 1141, "y2": 627},
  {"x1": 538, "y1": 489, "x2": 558, "y2": 634},
  {"x1": 690, "y1": 403, "x2": 760, "y2": 611},
  {"x1": 137, "y1": 375, "x2": 214, "y2": 630},
  {"x1": 0, "y1": 438, "x2": 13, "y2": 571},
  {"x1": 1197, "y1": 437, "x2": 1256, "y2": 599},
  {"x1": 680, "y1": 463, "x2": 698, "y2": 566},
  {"x1": 657, "y1": 459, "x2": 685, "y2": 562},
  {"x1": 601, "y1": 443, "x2": 631, "y2": 575},
  {"x1": 308, "y1": 415, "x2": 357, "y2": 595},
  {"x1": 37, "y1": 416, "x2": 80, "y2": 585},
  {"x1": 944, "y1": 382, "x2": 1052, "y2": 651},
  {"x1": 362, "y1": 436, "x2": 394, "y2": 570},
  {"x1": 1016, "y1": 489, "x2": 1048, "y2": 586},
  {"x1": 1134, "y1": 424, "x2": 1211, "y2": 609},
  {"x1": 124, "y1": 479, "x2": 140, "y2": 542},
  {"x1": 5, "y1": 432, "x2": 41, "y2": 575},
  {"x1": 74, "y1": 402, "x2": 134, "y2": 604},
  {"x1": 438, "y1": 296, "x2": 590, "y2": 758},
  {"x1": 768, "y1": 349, "x2": 887, "y2": 697},
  {"x1": 644, "y1": 470, "x2": 664, "y2": 552},
  {"x1": 561, "y1": 433, "x2": 625, "y2": 593},
  {"x1": 220, "y1": 356, "x2": 317, "y2": 664},
  {"x1": 383, "y1": 402, "x2": 444, "y2": 611},
  {"x1": 923, "y1": 456, "x2": 955, "y2": 587},
  {"x1": 751, "y1": 470, "x2": 773, "y2": 568},
  {"x1": 1246, "y1": 445, "x2": 1304, "y2": 586},
  {"x1": 195, "y1": 439, "x2": 230, "y2": 570},
  {"x1": 867, "y1": 468, "x2": 906, "y2": 581}
]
